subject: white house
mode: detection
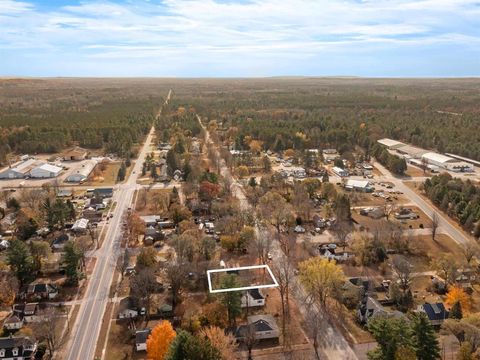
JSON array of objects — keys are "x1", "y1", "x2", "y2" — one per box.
[
  {"x1": 241, "y1": 289, "x2": 266, "y2": 308},
  {"x1": 72, "y1": 218, "x2": 89, "y2": 233},
  {"x1": 332, "y1": 166, "x2": 348, "y2": 177},
  {"x1": 30, "y1": 163, "x2": 63, "y2": 178}
]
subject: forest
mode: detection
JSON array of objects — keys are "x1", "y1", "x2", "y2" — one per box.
[
  {"x1": 424, "y1": 173, "x2": 480, "y2": 235},
  {"x1": 165, "y1": 78, "x2": 480, "y2": 161},
  {"x1": 0, "y1": 78, "x2": 169, "y2": 164}
]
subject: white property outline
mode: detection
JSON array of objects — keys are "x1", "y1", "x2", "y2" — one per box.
[{"x1": 207, "y1": 264, "x2": 279, "y2": 293}]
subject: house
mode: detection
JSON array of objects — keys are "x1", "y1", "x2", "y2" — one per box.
[
  {"x1": 332, "y1": 166, "x2": 348, "y2": 177},
  {"x1": 118, "y1": 298, "x2": 141, "y2": 319},
  {"x1": 235, "y1": 314, "x2": 280, "y2": 342},
  {"x1": 173, "y1": 169, "x2": 183, "y2": 182},
  {"x1": 26, "y1": 283, "x2": 58, "y2": 300},
  {"x1": 63, "y1": 147, "x2": 88, "y2": 161},
  {"x1": 319, "y1": 244, "x2": 354, "y2": 262},
  {"x1": 294, "y1": 225, "x2": 305, "y2": 233},
  {"x1": 56, "y1": 189, "x2": 73, "y2": 198},
  {"x1": 72, "y1": 218, "x2": 89, "y2": 233},
  {"x1": 241, "y1": 289, "x2": 266, "y2": 308},
  {"x1": 144, "y1": 227, "x2": 164, "y2": 244},
  {"x1": 93, "y1": 188, "x2": 113, "y2": 199},
  {"x1": 135, "y1": 329, "x2": 151, "y2": 352},
  {"x1": 345, "y1": 179, "x2": 374, "y2": 193},
  {"x1": 30, "y1": 163, "x2": 63, "y2": 178},
  {"x1": 12, "y1": 303, "x2": 45, "y2": 323},
  {"x1": 394, "y1": 208, "x2": 419, "y2": 220},
  {"x1": 293, "y1": 168, "x2": 306, "y2": 179},
  {"x1": 140, "y1": 215, "x2": 161, "y2": 227},
  {"x1": 65, "y1": 159, "x2": 97, "y2": 183},
  {"x1": 416, "y1": 303, "x2": 448, "y2": 326},
  {"x1": 81, "y1": 208, "x2": 102, "y2": 222},
  {"x1": 0, "y1": 159, "x2": 39, "y2": 180},
  {"x1": 358, "y1": 297, "x2": 403, "y2": 325},
  {"x1": 0, "y1": 336, "x2": 37, "y2": 359},
  {"x1": 52, "y1": 233, "x2": 70, "y2": 251},
  {"x1": 3, "y1": 315, "x2": 23, "y2": 330}
]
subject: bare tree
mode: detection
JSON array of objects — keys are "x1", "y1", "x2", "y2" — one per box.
[
  {"x1": 117, "y1": 247, "x2": 131, "y2": 281},
  {"x1": 331, "y1": 221, "x2": 350, "y2": 252},
  {"x1": 391, "y1": 255, "x2": 413, "y2": 295},
  {"x1": 305, "y1": 301, "x2": 323, "y2": 360},
  {"x1": 383, "y1": 200, "x2": 397, "y2": 221},
  {"x1": 32, "y1": 307, "x2": 63, "y2": 359},
  {"x1": 130, "y1": 268, "x2": 158, "y2": 322},
  {"x1": 249, "y1": 226, "x2": 273, "y2": 264},
  {"x1": 272, "y1": 254, "x2": 293, "y2": 339},
  {"x1": 244, "y1": 323, "x2": 257, "y2": 360},
  {"x1": 165, "y1": 260, "x2": 188, "y2": 310},
  {"x1": 387, "y1": 223, "x2": 406, "y2": 253},
  {"x1": 431, "y1": 211, "x2": 440, "y2": 241},
  {"x1": 461, "y1": 242, "x2": 479, "y2": 264}
]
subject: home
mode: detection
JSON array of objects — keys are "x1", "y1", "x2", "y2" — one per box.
[
  {"x1": 93, "y1": 188, "x2": 113, "y2": 199},
  {"x1": 56, "y1": 189, "x2": 73, "y2": 198},
  {"x1": 241, "y1": 289, "x2": 266, "y2": 308},
  {"x1": 25, "y1": 283, "x2": 58, "y2": 300},
  {"x1": 358, "y1": 297, "x2": 403, "y2": 325},
  {"x1": 118, "y1": 297, "x2": 142, "y2": 319},
  {"x1": 144, "y1": 227, "x2": 164, "y2": 245},
  {"x1": 332, "y1": 166, "x2": 348, "y2": 177},
  {"x1": 235, "y1": 314, "x2": 280, "y2": 342},
  {"x1": 52, "y1": 233, "x2": 70, "y2": 251},
  {"x1": 72, "y1": 218, "x2": 89, "y2": 233},
  {"x1": 416, "y1": 303, "x2": 448, "y2": 326},
  {"x1": 140, "y1": 215, "x2": 161, "y2": 227},
  {"x1": 3, "y1": 315, "x2": 23, "y2": 330},
  {"x1": 135, "y1": 329, "x2": 151, "y2": 352},
  {"x1": 394, "y1": 208, "x2": 419, "y2": 220},
  {"x1": 319, "y1": 244, "x2": 354, "y2": 262},
  {"x1": 0, "y1": 335, "x2": 37, "y2": 360}
]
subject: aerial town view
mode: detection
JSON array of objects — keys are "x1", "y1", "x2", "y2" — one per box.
[{"x1": 1, "y1": 1, "x2": 479, "y2": 360}]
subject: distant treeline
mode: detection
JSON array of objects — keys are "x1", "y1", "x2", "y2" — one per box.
[
  {"x1": 0, "y1": 79, "x2": 167, "y2": 164},
  {"x1": 424, "y1": 173, "x2": 480, "y2": 235}
]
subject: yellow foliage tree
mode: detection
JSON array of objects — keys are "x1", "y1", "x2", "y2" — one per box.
[
  {"x1": 200, "y1": 326, "x2": 238, "y2": 360},
  {"x1": 446, "y1": 286, "x2": 472, "y2": 313},
  {"x1": 284, "y1": 149, "x2": 296, "y2": 158},
  {"x1": 146, "y1": 320, "x2": 176, "y2": 360},
  {"x1": 299, "y1": 257, "x2": 345, "y2": 308},
  {"x1": 236, "y1": 165, "x2": 249, "y2": 178}
]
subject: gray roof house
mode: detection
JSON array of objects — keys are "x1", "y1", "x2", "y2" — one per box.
[
  {"x1": 236, "y1": 314, "x2": 280, "y2": 341},
  {"x1": 0, "y1": 335, "x2": 37, "y2": 360},
  {"x1": 416, "y1": 303, "x2": 449, "y2": 326},
  {"x1": 241, "y1": 289, "x2": 266, "y2": 308},
  {"x1": 135, "y1": 329, "x2": 151, "y2": 352}
]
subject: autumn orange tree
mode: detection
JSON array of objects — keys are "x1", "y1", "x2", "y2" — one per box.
[
  {"x1": 146, "y1": 320, "x2": 176, "y2": 360},
  {"x1": 445, "y1": 286, "x2": 472, "y2": 313}
]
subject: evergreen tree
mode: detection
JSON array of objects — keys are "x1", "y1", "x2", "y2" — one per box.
[
  {"x1": 411, "y1": 312, "x2": 440, "y2": 360},
  {"x1": 6, "y1": 239, "x2": 34, "y2": 286},
  {"x1": 63, "y1": 241, "x2": 83, "y2": 286},
  {"x1": 166, "y1": 330, "x2": 221, "y2": 360},
  {"x1": 219, "y1": 275, "x2": 242, "y2": 327},
  {"x1": 368, "y1": 316, "x2": 413, "y2": 360},
  {"x1": 450, "y1": 301, "x2": 463, "y2": 319},
  {"x1": 117, "y1": 161, "x2": 127, "y2": 182},
  {"x1": 248, "y1": 177, "x2": 257, "y2": 188}
]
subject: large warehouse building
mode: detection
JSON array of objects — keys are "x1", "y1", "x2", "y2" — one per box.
[
  {"x1": 65, "y1": 160, "x2": 97, "y2": 183},
  {"x1": 421, "y1": 153, "x2": 473, "y2": 173},
  {"x1": 377, "y1": 138, "x2": 475, "y2": 173},
  {"x1": 0, "y1": 159, "x2": 39, "y2": 179},
  {"x1": 30, "y1": 163, "x2": 63, "y2": 178}
]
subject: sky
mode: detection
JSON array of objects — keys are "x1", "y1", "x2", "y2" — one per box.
[{"x1": 0, "y1": 0, "x2": 479, "y2": 77}]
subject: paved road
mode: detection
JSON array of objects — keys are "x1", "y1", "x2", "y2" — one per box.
[
  {"x1": 373, "y1": 161, "x2": 472, "y2": 246},
  {"x1": 64, "y1": 90, "x2": 171, "y2": 360},
  {"x1": 198, "y1": 115, "x2": 358, "y2": 360}
]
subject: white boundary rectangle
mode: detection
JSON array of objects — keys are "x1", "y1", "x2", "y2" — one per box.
[{"x1": 207, "y1": 264, "x2": 279, "y2": 294}]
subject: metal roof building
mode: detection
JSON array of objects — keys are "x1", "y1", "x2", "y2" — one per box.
[
  {"x1": 395, "y1": 144, "x2": 428, "y2": 159},
  {"x1": 0, "y1": 159, "x2": 39, "y2": 179},
  {"x1": 65, "y1": 160, "x2": 97, "y2": 183},
  {"x1": 377, "y1": 138, "x2": 405, "y2": 149},
  {"x1": 30, "y1": 163, "x2": 63, "y2": 178}
]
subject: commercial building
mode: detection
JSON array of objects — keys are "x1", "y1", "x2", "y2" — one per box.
[
  {"x1": 65, "y1": 159, "x2": 97, "y2": 183},
  {"x1": 421, "y1": 152, "x2": 473, "y2": 172},
  {"x1": 0, "y1": 159, "x2": 39, "y2": 179},
  {"x1": 345, "y1": 179, "x2": 374, "y2": 192},
  {"x1": 30, "y1": 163, "x2": 63, "y2": 178},
  {"x1": 377, "y1": 138, "x2": 405, "y2": 150},
  {"x1": 63, "y1": 147, "x2": 88, "y2": 161}
]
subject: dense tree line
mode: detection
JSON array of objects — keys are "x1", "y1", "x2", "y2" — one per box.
[
  {"x1": 424, "y1": 173, "x2": 480, "y2": 235},
  {"x1": 371, "y1": 144, "x2": 407, "y2": 175}
]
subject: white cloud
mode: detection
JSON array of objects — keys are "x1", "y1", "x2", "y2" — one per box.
[{"x1": 0, "y1": 0, "x2": 479, "y2": 75}]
